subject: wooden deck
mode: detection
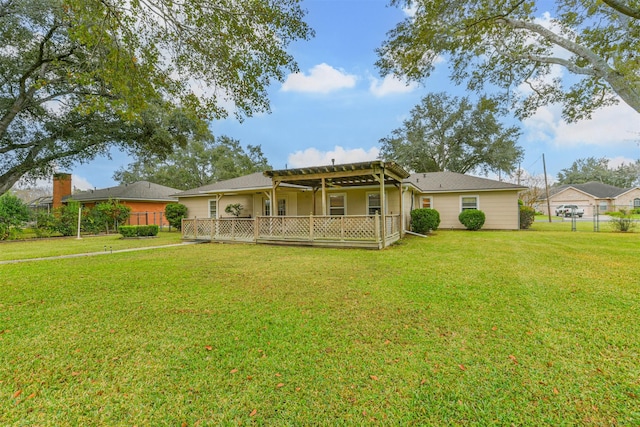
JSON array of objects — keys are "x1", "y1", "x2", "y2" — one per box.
[{"x1": 181, "y1": 215, "x2": 401, "y2": 249}]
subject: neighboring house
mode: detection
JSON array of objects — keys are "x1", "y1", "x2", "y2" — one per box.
[
  {"x1": 542, "y1": 182, "x2": 640, "y2": 216},
  {"x1": 174, "y1": 161, "x2": 526, "y2": 249},
  {"x1": 51, "y1": 174, "x2": 180, "y2": 227}
]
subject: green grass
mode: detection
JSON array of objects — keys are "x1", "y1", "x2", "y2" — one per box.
[
  {"x1": 1, "y1": 231, "x2": 639, "y2": 425},
  {"x1": 0, "y1": 231, "x2": 183, "y2": 261}
]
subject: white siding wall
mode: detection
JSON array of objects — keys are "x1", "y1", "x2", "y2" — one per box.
[{"x1": 409, "y1": 190, "x2": 521, "y2": 230}]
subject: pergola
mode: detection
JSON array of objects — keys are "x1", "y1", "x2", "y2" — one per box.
[{"x1": 264, "y1": 160, "x2": 410, "y2": 245}]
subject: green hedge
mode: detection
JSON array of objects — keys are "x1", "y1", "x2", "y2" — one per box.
[
  {"x1": 119, "y1": 225, "x2": 159, "y2": 238},
  {"x1": 458, "y1": 209, "x2": 486, "y2": 231},
  {"x1": 410, "y1": 208, "x2": 440, "y2": 234},
  {"x1": 519, "y1": 206, "x2": 536, "y2": 229}
]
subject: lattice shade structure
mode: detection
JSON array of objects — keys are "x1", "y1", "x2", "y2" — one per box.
[{"x1": 264, "y1": 161, "x2": 409, "y2": 189}]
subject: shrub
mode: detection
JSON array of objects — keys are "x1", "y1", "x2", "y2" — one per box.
[
  {"x1": 0, "y1": 192, "x2": 30, "y2": 240},
  {"x1": 410, "y1": 208, "x2": 440, "y2": 234},
  {"x1": 165, "y1": 203, "x2": 188, "y2": 230},
  {"x1": 33, "y1": 211, "x2": 58, "y2": 238},
  {"x1": 458, "y1": 209, "x2": 486, "y2": 231},
  {"x1": 119, "y1": 225, "x2": 159, "y2": 238},
  {"x1": 53, "y1": 199, "x2": 82, "y2": 236},
  {"x1": 94, "y1": 199, "x2": 131, "y2": 233},
  {"x1": 609, "y1": 214, "x2": 635, "y2": 232},
  {"x1": 519, "y1": 206, "x2": 536, "y2": 229}
]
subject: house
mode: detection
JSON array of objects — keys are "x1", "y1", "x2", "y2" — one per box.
[
  {"x1": 52, "y1": 173, "x2": 180, "y2": 227},
  {"x1": 404, "y1": 171, "x2": 526, "y2": 230},
  {"x1": 542, "y1": 182, "x2": 640, "y2": 216},
  {"x1": 174, "y1": 161, "x2": 527, "y2": 249}
]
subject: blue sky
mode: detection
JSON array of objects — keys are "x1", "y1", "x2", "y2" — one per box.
[{"x1": 69, "y1": 0, "x2": 640, "y2": 190}]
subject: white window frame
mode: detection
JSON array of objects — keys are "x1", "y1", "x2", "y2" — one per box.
[
  {"x1": 328, "y1": 193, "x2": 347, "y2": 216},
  {"x1": 420, "y1": 196, "x2": 433, "y2": 209},
  {"x1": 208, "y1": 199, "x2": 218, "y2": 218},
  {"x1": 634, "y1": 198, "x2": 640, "y2": 208},
  {"x1": 367, "y1": 192, "x2": 382, "y2": 216},
  {"x1": 277, "y1": 197, "x2": 287, "y2": 216},
  {"x1": 460, "y1": 195, "x2": 479, "y2": 211},
  {"x1": 263, "y1": 198, "x2": 271, "y2": 216}
]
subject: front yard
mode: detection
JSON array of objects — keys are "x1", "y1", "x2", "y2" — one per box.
[{"x1": 1, "y1": 229, "x2": 638, "y2": 425}]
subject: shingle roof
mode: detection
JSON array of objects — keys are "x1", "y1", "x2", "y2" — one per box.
[
  {"x1": 550, "y1": 181, "x2": 628, "y2": 198},
  {"x1": 172, "y1": 172, "x2": 273, "y2": 197},
  {"x1": 406, "y1": 171, "x2": 527, "y2": 192},
  {"x1": 64, "y1": 181, "x2": 180, "y2": 202}
]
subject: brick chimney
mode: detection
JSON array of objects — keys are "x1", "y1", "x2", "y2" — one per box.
[{"x1": 52, "y1": 173, "x2": 72, "y2": 209}]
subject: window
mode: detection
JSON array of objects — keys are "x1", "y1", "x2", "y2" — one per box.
[
  {"x1": 263, "y1": 199, "x2": 271, "y2": 216},
  {"x1": 209, "y1": 199, "x2": 217, "y2": 218},
  {"x1": 420, "y1": 196, "x2": 432, "y2": 209},
  {"x1": 634, "y1": 198, "x2": 640, "y2": 208},
  {"x1": 599, "y1": 202, "x2": 608, "y2": 213},
  {"x1": 367, "y1": 193, "x2": 381, "y2": 215},
  {"x1": 278, "y1": 198, "x2": 286, "y2": 216},
  {"x1": 461, "y1": 196, "x2": 478, "y2": 211},
  {"x1": 329, "y1": 193, "x2": 346, "y2": 216}
]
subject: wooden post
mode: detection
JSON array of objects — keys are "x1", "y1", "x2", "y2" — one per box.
[
  {"x1": 321, "y1": 177, "x2": 327, "y2": 216},
  {"x1": 309, "y1": 214, "x2": 314, "y2": 241},
  {"x1": 254, "y1": 217, "x2": 260, "y2": 242},
  {"x1": 374, "y1": 212, "x2": 380, "y2": 243},
  {"x1": 379, "y1": 170, "x2": 387, "y2": 248},
  {"x1": 194, "y1": 217, "x2": 198, "y2": 239}
]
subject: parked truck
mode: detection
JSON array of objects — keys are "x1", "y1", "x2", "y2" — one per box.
[{"x1": 554, "y1": 204, "x2": 584, "y2": 217}]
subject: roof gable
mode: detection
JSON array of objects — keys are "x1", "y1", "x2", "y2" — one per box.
[
  {"x1": 406, "y1": 171, "x2": 526, "y2": 192},
  {"x1": 550, "y1": 181, "x2": 629, "y2": 199}
]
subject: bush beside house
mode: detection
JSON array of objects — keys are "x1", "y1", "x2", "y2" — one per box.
[
  {"x1": 519, "y1": 205, "x2": 536, "y2": 229},
  {"x1": 411, "y1": 208, "x2": 440, "y2": 234},
  {"x1": 459, "y1": 209, "x2": 486, "y2": 231},
  {"x1": 165, "y1": 203, "x2": 188, "y2": 230},
  {"x1": 119, "y1": 225, "x2": 160, "y2": 237}
]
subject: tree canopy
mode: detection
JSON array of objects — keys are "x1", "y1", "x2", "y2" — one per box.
[
  {"x1": 377, "y1": 0, "x2": 640, "y2": 122},
  {"x1": 557, "y1": 157, "x2": 640, "y2": 187},
  {"x1": 379, "y1": 93, "x2": 523, "y2": 175},
  {"x1": 0, "y1": 0, "x2": 313, "y2": 195},
  {"x1": 113, "y1": 136, "x2": 270, "y2": 190}
]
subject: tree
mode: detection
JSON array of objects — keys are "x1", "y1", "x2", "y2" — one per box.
[
  {"x1": 377, "y1": 0, "x2": 640, "y2": 122},
  {"x1": 557, "y1": 157, "x2": 640, "y2": 187},
  {"x1": 379, "y1": 93, "x2": 523, "y2": 175},
  {"x1": 0, "y1": 0, "x2": 313, "y2": 196},
  {"x1": 113, "y1": 136, "x2": 271, "y2": 190},
  {"x1": 165, "y1": 203, "x2": 187, "y2": 230},
  {"x1": 93, "y1": 199, "x2": 131, "y2": 233},
  {"x1": 0, "y1": 192, "x2": 30, "y2": 239}
]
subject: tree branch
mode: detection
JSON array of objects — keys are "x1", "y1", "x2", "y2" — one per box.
[{"x1": 600, "y1": 0, "x2": 640, "y2": 20}]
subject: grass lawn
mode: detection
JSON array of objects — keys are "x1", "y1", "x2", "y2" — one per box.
[
  {"x1": 1, "y1": 230, "x2": 639, "y2": 425},
  {"x1": 0, "y1": 231, "x2": 183, "y2": 261}
]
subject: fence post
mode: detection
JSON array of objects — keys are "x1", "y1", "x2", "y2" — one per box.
[
  {"x1": 374, "y1": 212, "x2": 380, "y2": 243},
  {"x1": 309, "y1": 214, "x2": 314, "y2": 241},
  {"x1": 254, "y1": 217, "x2": 259, "y2": 242}
]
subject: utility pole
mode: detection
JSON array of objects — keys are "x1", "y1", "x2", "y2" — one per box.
[{"x1": 543, "y1": 154, "x2": 552, "y2": 223}]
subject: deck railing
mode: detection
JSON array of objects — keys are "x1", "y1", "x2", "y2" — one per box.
[{"x1": 182, "y1": 214, "x2": 401, "y2": 248}]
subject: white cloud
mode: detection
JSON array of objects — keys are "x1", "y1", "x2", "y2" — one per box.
[
  {"x1": 369, "y1": 74, "x2": 419, "y2": 97},
  {"x1": 523, "y1": 102, "x2": 640, "y2": 148},
  {"x1": 607, "y1": 156, "x2": 637, "y2": 168},
  {"x1": 287, "y1": 146, "x2": 380, "y2": 168},
  {"x1": 71, "y1": 174, "x2": 93, "y2": 191},
  {"x1": 281, "y1": 63, "x2": 357, "y2": 94}
]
